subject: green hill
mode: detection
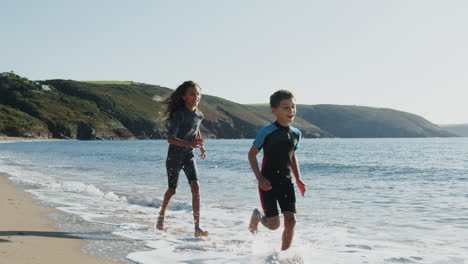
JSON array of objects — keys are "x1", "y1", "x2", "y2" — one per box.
[
  {"x1": 0, "y1": 72, "x2": 456, "y2": 139},
  {"x1": 1, "y1": 73, "x2": 133, "y2": 139},
  {"x1": 439, "y1": 124, "x2": 468, "y2": 137},
  {"x1": 0, "y1": 73, "x2": 328, "y2": 139},
  {"x1": 0, "y1": 104, "x2": 50, "y2": 138}
]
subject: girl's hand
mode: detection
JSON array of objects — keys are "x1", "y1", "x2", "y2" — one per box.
[
  {"x1": 200, "y1": 147, "x2": 206, "y2": 160},
  {"x1": 258, "y1": 176, "x2": 272, "y2": 191},
  {"x1": 296, "y1": 178, "x2": 306, "y2": 197},
  {"x1": 187, "y1": 138, "x2": 204, "y2": 148}
]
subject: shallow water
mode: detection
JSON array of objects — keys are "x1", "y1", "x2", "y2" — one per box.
[{"x1": 1, "y1": 138, "x2": 467, "y2": 263}]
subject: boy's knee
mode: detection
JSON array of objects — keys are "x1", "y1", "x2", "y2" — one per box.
[
  {"x1": 270, "y1": 221, "x2": 280, "y2": 230},
  {"x1": 271, "y1": 222, "x2": 280, "y2": 230},
  {"x1": 266, "y1": 216, "x2": 280, "y2": 230},
  {"x1": 285, "y1": 219, "x2": 296, "y2": 230}
]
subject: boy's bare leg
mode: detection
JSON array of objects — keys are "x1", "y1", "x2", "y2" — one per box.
[
  {"x1": 249, "y1": 208, "x2": 262, "y2": 233},
  {"x1": 249, "y1": 208, "x2": 280, "y2": 233},
  {"x1": 281, "y1": 212, "x2": 296, "y2": 250},
  {"x1": 190, "y1": 180, "x2": 208, "y2": 237},
  {"x1": 156, "y1": 188, "x2": 176, "y2": 230}
]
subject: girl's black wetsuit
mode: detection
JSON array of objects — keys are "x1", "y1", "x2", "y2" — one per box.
[{"x1": 166, "y1": 107, "x2": 204, "y2": 189}]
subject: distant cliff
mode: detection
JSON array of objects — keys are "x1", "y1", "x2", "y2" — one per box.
[
  {"x1": 0, "y1": 72, "x2": 456, "y2": 139},
  {"x1": 439, "y1": 124, "x2": 468, "y2": 137},
  {"x1": 295, "y1": 104, "x2": 456, "y2": 138}
]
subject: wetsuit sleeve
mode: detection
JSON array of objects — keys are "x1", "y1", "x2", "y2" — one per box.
[
  {"x1": 167, "y1": 111, "x2": 182, "y2": 137},
  {"x1": 253, "y1": 126, "x2": 268, "y2": 150},
  {"x1": 294, "y1": 129, "x2": 302, "y2": 150}
]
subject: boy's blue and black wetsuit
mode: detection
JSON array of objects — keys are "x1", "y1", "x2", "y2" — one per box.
[
  {"x1": 253, "y1": 121, "x2": 302, "y2": 217},
  {"x1": 166, "y1": 107, "x2": 204, "y2": 189}
]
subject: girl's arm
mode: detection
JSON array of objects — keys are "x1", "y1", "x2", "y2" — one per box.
[
  {"x1": 291, "y1": 150, "x2": 306, "y2": 196},
  {"x1": 166, "y1": 111, "x2": 203, "y2": 148},
  {"x1": 167, "y1": 135, "x2": 203, "y2": 148},
  {"x1": 197, "y1": 130, "x2": 206, "y2": 159}
]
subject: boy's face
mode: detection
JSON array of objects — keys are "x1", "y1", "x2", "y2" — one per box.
[
  {"x1": 272, "y1": 98, "x2": 296, "y2": 126},
  {"x1": 182, "y1": 86, "x2": 201, "y2": 109}
]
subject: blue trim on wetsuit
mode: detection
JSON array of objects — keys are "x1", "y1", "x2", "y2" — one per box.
[
  {"x1": 290, "y1": 126, "x2": 302, "y2": 150},
  {"x1": 253, "y1": 123, "x2": 278, "y2": 150},
  {"x1": 253, "y1": 123, "x2": 301, "y2": 151}
]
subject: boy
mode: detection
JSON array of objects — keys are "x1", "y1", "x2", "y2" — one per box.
[{"x1": 248, "y1": 90, "x2": 306, "y2": 251}]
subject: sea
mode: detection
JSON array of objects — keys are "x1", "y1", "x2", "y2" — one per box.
[{"x1": 0, "y1": 138, "x2": 467, "y2": 264}]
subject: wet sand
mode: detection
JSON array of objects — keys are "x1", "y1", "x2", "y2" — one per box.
[{"x1": 0, "y1": 176, "x2": 123, "y2": 264}]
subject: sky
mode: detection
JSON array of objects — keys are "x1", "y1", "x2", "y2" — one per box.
[{"x1": 1, "y1": 0, "x2": 467, "y2": 124}]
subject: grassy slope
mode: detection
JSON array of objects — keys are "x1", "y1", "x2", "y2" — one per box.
[
  {"x1": 43, "y1": 80, "x2": 171, "y2": 138},
  {"x1": 0, "y1": 104, "x2": 49, "y2": 137},
  {"x1": 1, "y1": 75, "x2": 127, "y2": 139},
  {"x1": 83, "y1": 81, "x2": 144, "y2": 85}
]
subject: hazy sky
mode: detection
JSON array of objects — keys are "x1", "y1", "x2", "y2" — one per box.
[{"x1": 2, "y1": 0, "x2": 467, "y2": 124}]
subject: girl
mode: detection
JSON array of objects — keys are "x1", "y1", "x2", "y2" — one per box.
[{"x1": 156, "y1": 80, "x2": 209, "y2": 237}]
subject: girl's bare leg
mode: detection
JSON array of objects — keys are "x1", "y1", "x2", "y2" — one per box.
[
  {"x1": 156, "y1": 188, "x2": 176, "y2": 230},
  {"x1": 190, "y1": 180, "x2": 208, "y2": 237}
]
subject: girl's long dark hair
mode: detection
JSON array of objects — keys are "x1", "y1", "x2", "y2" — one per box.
[{"x1": 163, "y1": 80, "x2": 200, "y2": 122}]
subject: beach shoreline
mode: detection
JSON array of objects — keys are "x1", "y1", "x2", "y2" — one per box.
[
  {"x1": 0, "y1": 136, "x2": 64, "y2": 143},
  {"x1": 0, "y1": 176, "x2": 124, "y2": 264}
]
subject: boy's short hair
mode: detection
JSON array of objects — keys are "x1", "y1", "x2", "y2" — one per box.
[{"x1": 270, "y1": 90, "x2": 295, "y2": 108}]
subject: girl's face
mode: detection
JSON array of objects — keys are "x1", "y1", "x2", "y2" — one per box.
[{"x1": 182, "y1": 86, "x2": 201, "y2": 109}]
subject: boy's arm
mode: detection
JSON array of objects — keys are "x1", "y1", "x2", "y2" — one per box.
[
  {"x1": 248, "y1": 145, "x2": 272, "y2": 191},
  {"x1": 291, "y1": 150, "x2": 306, "y2": 196}
]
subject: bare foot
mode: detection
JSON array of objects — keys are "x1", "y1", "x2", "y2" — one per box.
[
  {"x1": 155, "y1": 214, "x2": 164, "y2": 231},
  {"x1": 194, "y1": 227, "x2": 209, "y2": 238},
  {"x1": 249, "y1": 208, "x2": 261, "y2": 234}
]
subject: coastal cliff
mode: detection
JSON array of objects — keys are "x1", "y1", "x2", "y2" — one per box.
[{"x1": 0, "y1": 72, "x2": 455, "y2": 139}]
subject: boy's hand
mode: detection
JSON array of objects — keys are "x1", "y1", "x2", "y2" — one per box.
[
  {"x1": 200, "y1": 147, "x2": 206, "y2": 160},
  {"x1": 296, "y1": 178, "x2": 306, "y2": 197},
  {"x1": 258, "y1": 177, "x2": 272, "y2": 191}
]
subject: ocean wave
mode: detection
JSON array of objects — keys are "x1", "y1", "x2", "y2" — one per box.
[
  {"x1": 46, "y1": 181, "x2": 127, "y2": 202},
  {"x1": 300, "y1": 162, "x2": 467, "y2": 180}
]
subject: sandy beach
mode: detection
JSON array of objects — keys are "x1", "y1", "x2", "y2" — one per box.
[
  {"x1": 0, "y1": 176, "x2": 123, "y2": 264},
  {"x1": 0, "y1": 136, "x2": 60, "y2": 143}
]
